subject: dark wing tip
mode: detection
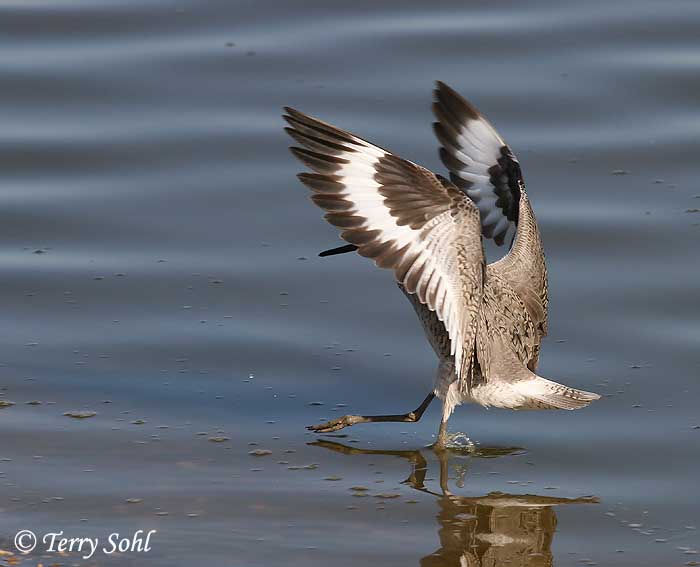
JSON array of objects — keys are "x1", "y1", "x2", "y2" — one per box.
[
  {"x1": 434, "y1": 80, "x2": 455, "y2": 96},
  {"x1": 283, "y1": 107, "x2": 303, "y2": 126},
  {"x1": 283, "y1": 107, "x2": 324, "y2": 131},
  {"x1": 283, "y1": 106, "x2": 304, "y2": 118},
  {"x1": 288, "y1": 145, "x2": 304, "y2": 158},
  {"x1": 289, "y1": 146, "x2": 347, "y2": 175},
  {"x1": 283, "y1": 107, "x2": 360, "y2": 149},
  {"x1": 434, "y1": 80, "x2": 454, "y2": 94},
  {"x1": 433, "y1": 81, "x2": 481, "y2": 122}
]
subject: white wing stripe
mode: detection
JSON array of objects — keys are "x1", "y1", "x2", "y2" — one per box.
[{"x1": 286, "y1": 106, "x2": 484, "y2": 393}]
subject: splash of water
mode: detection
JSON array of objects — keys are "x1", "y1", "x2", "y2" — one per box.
[{"x1": 443, "y1": 432, "x2": 475, "y2": 450}]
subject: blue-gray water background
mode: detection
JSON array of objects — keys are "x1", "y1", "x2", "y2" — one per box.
[{"x1": 0, "y1": 0, "x2": 699, "y2": 565}]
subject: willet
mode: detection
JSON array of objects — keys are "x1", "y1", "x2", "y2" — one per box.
[{"x1": 284, "y1": 81, "x2": 599, "y2": 447}]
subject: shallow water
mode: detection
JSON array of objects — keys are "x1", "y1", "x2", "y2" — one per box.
[{"x1": 1, "y1": 0, "x2": 699, "y2": 565}]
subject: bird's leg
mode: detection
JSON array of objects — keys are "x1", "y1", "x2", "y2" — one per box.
[
  {"x1": 306, "y1": 392, "x2": 436, "y2": 433},
  {"x1": 432, "y1": 415, "x2": 450, "y2": 450}
]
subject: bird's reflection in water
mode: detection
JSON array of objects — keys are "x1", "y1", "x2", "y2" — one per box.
[{"x1": 310, "y1": 440, "x2": 597, "y2": 567}]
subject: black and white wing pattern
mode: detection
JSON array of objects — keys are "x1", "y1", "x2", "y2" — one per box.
[
  {"x1": 432, "y1": 81, "x2": 524, "y2": 246},
  {"x1": 433, "y1": 82, "x2": 549, "y2": 367},
  {"x1": 283, "y1": 107, "x2": 485, "y2": 389}
]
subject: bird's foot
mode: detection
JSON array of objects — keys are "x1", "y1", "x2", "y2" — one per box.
[{"x1": 306, "y1": 414, "x2": 364, "y2": 433}]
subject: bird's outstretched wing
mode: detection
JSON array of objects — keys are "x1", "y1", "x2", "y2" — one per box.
[
  {"x1": 433, "y1": 82, "x2": 548, "y2": 363},
  {"x1": 433, "y1": 81, "x2": 523, "y2": 247},
  {"x1": 284, "y1": 107, "x2": 484, "y2": 390}
]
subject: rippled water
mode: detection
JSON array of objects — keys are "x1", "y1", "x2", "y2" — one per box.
[{"x1": 1, "y1": 0, "x2": 699, "y2": 565}]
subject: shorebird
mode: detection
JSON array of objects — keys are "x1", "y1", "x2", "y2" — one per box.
[{"x1": 284, "y1": 81, "x2": 600, "y2": 446}]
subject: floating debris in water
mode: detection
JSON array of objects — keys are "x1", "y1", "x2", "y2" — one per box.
[
  {"x1": 374, "y1": 493, "x2": 400, "y2": 499},
  {"x1": 0, "y1": 401, "x2": 15, "y2": 409},
  {"x1": 249, "y1": 449, "x2": 272, "y2": 457},
  {"x1": 686, "y1": 208, "x2": 700, "y2": 214},
  {"x1": 64, "y1": 411, "x2": 97, "y2": 419},
  {"x1": 611, "y1": 169, "x2": 630, "y2": 175},
  {"x1": 208, "y1": 436, "x2": 229, "y2": 443},
  {"x1": 126, "y1": 498, "x2": 143, "y2": 504},
  {"x1": 350, "y1": 486, "x2": 368, "y2": 492},
  {"x1": 324, "y1": 476, "x2": 342, "y2": 481},
  {"x1": 287, "y1": 464, "x2": 318, "y2": 470}
]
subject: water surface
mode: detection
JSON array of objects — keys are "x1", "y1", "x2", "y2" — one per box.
[{"x1": 0, "y1": 0, "x2": 699, "y2": 565}]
